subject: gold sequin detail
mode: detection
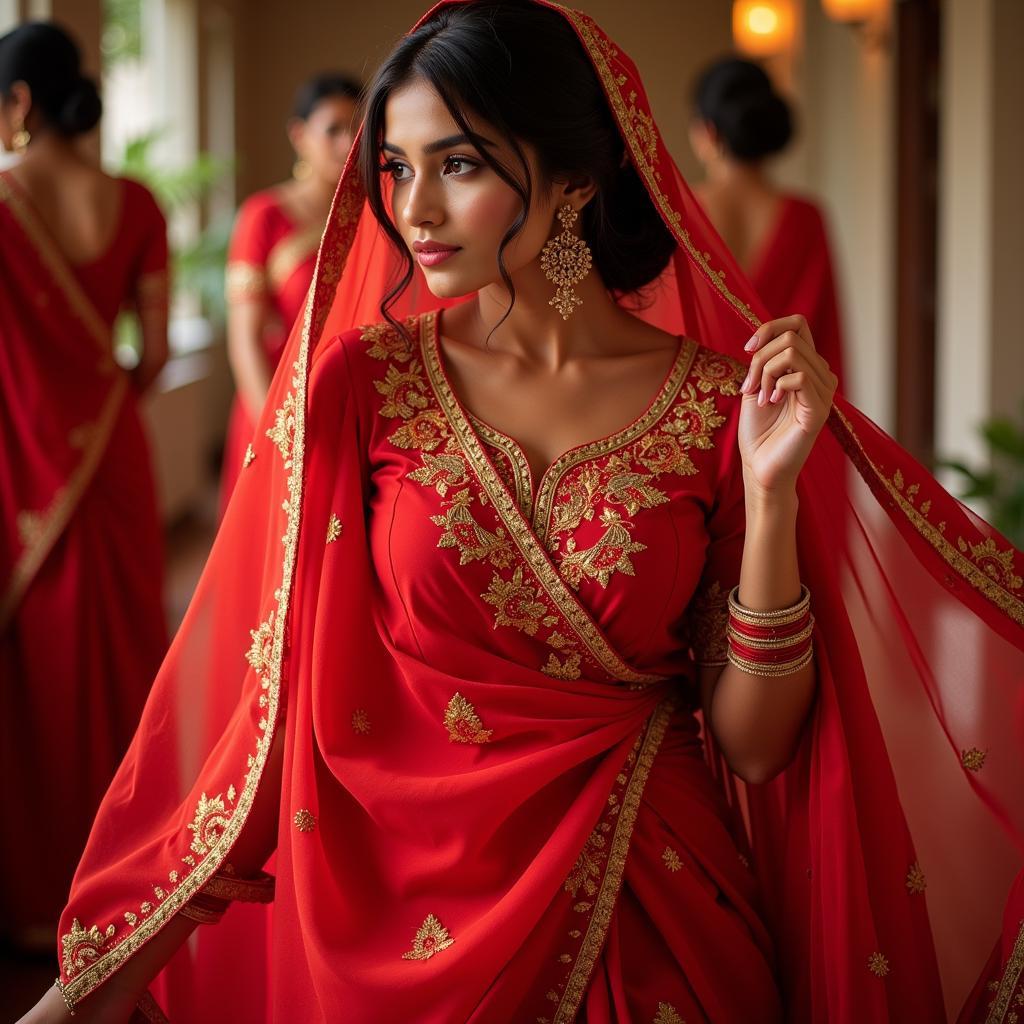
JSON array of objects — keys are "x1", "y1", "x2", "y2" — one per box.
[
  {"x1": 662, "y1": 847, "x2": 683, "y2": 872},
  {"x1": 905, "y1": 862, "x2": 926, "y2": 895},
  {"x1": 186, "y1": 793, "x2": 230, "y2": 857},
  {"x1": 60, "y1": 919, "x2": 116, "y2": 979},
  {"x1": 564, "y1": 825, "x2": 610, "y2": 898},
  {"x1": 444, "y1": 693, "x2": 493, "y2": 744},
  {"x1": 867, "y1": 952, "x2": 890, "y2": 977},
  {"x1": 402, "y1": 914, "x2": 454, "y2": 961},
  {"x1": 351, "y1": 709, "x2": 371, "y2": 735},
  {"x1": 326, "y1": 513, "x2": 343, "y2": 543},
  {"x1": 653, "y1": 1004, "x2": 686, "y2": 1024},
  {"x1": 242, "y1": 443, "x2": 256, "y2": 468},
  {"x1": 962, "y1": 747, "x2": 988, "y2": 772},
  {"x1": 293, "y1": 809, "x2": 316, "y2": 833}
]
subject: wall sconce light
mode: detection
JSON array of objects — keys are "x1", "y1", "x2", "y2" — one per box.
[{"x1": 732, "y1": 1, "x2": 797, "y2": 58}]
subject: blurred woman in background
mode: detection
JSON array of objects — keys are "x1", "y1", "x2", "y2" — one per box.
[
  {"x1": 219, "y1": 72, "x2": 360, "y2": 514},
  {"x1": 0, "y1": 22, "x2": 169, "y2": 949},
  {"x1": 690, "y1": 58, "x2": 846, "y2": 388}
]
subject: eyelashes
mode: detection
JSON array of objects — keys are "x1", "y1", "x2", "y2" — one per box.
[{"x1": 378, "y1": 155, "x2": 481, "y2": 182}]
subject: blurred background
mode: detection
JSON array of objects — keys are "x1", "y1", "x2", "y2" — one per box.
[{"x1": 1, "y1": 0, "x2": 1022, "y2": 1008}]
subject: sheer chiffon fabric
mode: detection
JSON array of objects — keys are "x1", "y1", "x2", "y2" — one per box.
[{"x1": 53, "y1": 4, "x2": 1022, "y2": 1022}]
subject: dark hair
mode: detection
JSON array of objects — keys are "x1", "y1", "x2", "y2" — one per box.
[
  {"x1": 0, "y1": 22, "x2": 102, "y2": 137},
  {"x1": 291, "y1": 72, "x2": 361, "y2": 121},
  {"x1": 358, "y1": 0, "x2": 675, "y2": 334},
  {"x1": 693, "y1": 58, "x2": 793, "y2": 162}
]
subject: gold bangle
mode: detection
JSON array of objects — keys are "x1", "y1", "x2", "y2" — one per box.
[
  {"x1": 727, "y1": 585, "x2": 810, "y2": 627},
  {"x1": 54, "y1": 977, "x2": 76, "y2": 1016},
  {"x1": 178, "y1": 900, "x2": 226, "y2": 925},
  {"x1": 727, "y1": 617, "x2": 816, "y2": 649},
  {"x1": 727, "y1": 644, "x2": 814, "y2": 678},
  {"x1": 202, "y1": 868, "x2": 275, "y2": 904}
]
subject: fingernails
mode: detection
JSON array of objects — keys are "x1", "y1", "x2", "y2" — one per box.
[
  {"x1": 744, "y1": 335, "x2": 759, "y2": 352},
  {"x1": 758, "y1": 388, "x2": 767, "y2": 407},
  {"x1": 741, "y1": 372, "x2": 752, "y2": 393},
  {"x1": 770, "y1": 387, "x2": 780, "y2": 403}
]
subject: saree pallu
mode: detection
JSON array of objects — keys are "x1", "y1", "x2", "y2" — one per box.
[
  {"x1": 55, "y1": 4, "x2": 1023, "y2": 1021},
  {"x1": 0, "y1": 172, "x2": 166, "y2": 938}
]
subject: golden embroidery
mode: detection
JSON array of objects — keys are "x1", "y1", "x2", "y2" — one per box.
[
  {"x1": 548, "y1": 467, "x2": 602, "y2": 538},
  {"x1": 633, "y1": 430, "x2": 697, "y2": 478},
  {"x1": 444, "y1": 693, "x2": 493, "y2": 744},
  {"x1": 432, "y1": 489, "x2": 514, "y2": 567},
  {"x1": 957, "y1": 537, "x2": 1023, "y2": 592},
  {"x1": 266, "y1": 225, "x2": 320, "y2": 291},
  {"x1": 266, "y1": 392, "x2": 297, "y2": 467},
  {"x1": 242, "y1": 443, "x2": 256, "y2": 468},
  {"x1": 543, "y1": 650, "x2": 583, "y2": 681},
  {"x1": 293, "y1": 809, "x2": 316, "y2": 833},
  {"x1": 362, "y1": 319, "x2": 417, "y2": 363},
  {"x1": 389, "y1": 409, "x2": 450, "y2": 451},
  {"x1": 326, "y1": 513, "x2": 343, "y2": 543},
  {"x1": 686, "y1": 581, "x2": 730, "y2": 666},
  {"x1": 124, "y1": 912, "x2": 138, "y2": 927},
  {"x1": 246, "y1": 614, "x2": 275, "y2": 681},
  {"x1": 602, "y1": 460, "x2": 671, "y2": 517},
  {"x1": 16, "y1": 507, "x2": 45, "y2": 547},
  {"x1": 225, "y1": 261, "x2": 266, "y2": 301},
  {"x1": 187, "y1": 793, "x2": 231, "y2": 857},
  {"x1": 666, "y1": 387, "x2": 727, "y2": 451},
  {"x1": 61, "y1": 919, "x2": 115, "y2": 978},
  {"x1": 985, "y1": 920, "x2": 1024, "y2": 1024},
  {"x1": 351, "y1": 709, "x2": 372, "y2": 735},
  {"x1": 962, "y1": 747, "x2": 988, "y2": 772},
  {"x1": 374, "y1": 361, "x2": 430, "y2": 419},
  {"x1": 471, "y1": 414, "x2": 534, "y2": 516},
  {"x1": 867, "y1": 952, "x2": 890, "y2": 978},
  {"x1": 402, "y1": 913, "x2": 455, "y2": 961},
  {"x1": 653, "y1": 1004, "x2": 686, "y2": 1024},
  {"x1": 564, "y1": 826, "x2": 609, "y2": 898},
  {"x1": 559, "y1": 508, "x2": 646, "y2": 590},
  {"x1": 662, "y1": 847, "x2": 683, "y2": 872},
  {"x1": 482, "y1": 566, "x2": 558, "y2": 636},
  {"x1": 406, "y1": 446, "x2": 469, "y2": 496},
  {"x1": 690, "y1": 349, "x2": 747, "y2": 396},
  {"x1": 905, "y1": 862, "x2": 926, "y2": 895}
]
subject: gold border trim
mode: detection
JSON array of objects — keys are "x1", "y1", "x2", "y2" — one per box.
[
  {"x1": 266, "y1": 225, "x2": 321, "y2": 292},
  {"x1": 1, "y1": 377, "x2": 128, "y2": 629},
  {"x1": 422, "y1": 310, "x2": 664, "y2": 686},
  {"x1": 985, "y1": 919, "x2": 1024, "y2": 1024},
  {"x1": 553, "y1": 698, "x2": 674, "y2": 1021},
  {"x1": 469, "y1": 413, "x2": 535, "y2": 518},
  {"x1": 831, "y1": 406, "x2": 1024, "y2": 626}
]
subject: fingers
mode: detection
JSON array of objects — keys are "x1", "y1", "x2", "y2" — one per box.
[
  {"x1": 770, "y1": 370, "x2": 833, "y2": 415},
  {"x1": 745, "y1": 314, "x2": 814, "y2": 354},
  {"x1": 740, "y1": 331, "x2": 835, "y2": 404}
]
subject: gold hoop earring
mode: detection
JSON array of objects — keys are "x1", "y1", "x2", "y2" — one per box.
[
  {"x1": 12, "y1": 120, "x2": 30, "y2": 155},
  {"x1": 540, "y1": 203, "x2": 592, "y2": 320}
]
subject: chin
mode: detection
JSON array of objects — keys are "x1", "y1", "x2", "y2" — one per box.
[{"x1": 420, "y1": 270, "x2": 486, "y2": 300}]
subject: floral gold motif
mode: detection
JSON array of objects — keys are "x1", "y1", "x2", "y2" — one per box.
[
  {"x1": 351, "y1": 709, "x2": 372, "y2": 735},
  {"x1": 662, "y1": 847, "x2": 683, "y2": 872},
  {"x1": 868, "y1": 951, "x2": 890, "y2": 978},
  {"x1": 444, "y1": 693, "x2": 494, "y2": 744},
  {"x1": 402, "y1": 913, "x2": 455, "y2": 961},
  {"x1": 540, "y1": 204, "x2": 593, "y2": 320},
  {"x1": 559, "y1": 508, "x2": 647, "y2": 590},
  {"x1": 432, "y1": 489, "x2": 514, "y2": 567},
  {"x1": 60, "y1": 919, "x2": 116, "y2": 978},
  {"x1": 905, "y1": 862, "x2": 927, "y2": 895},
  {"x1": 242, "y1": 443, "x2": 256, "y2": 468},
  {"x1": 962, "y1": 747, "x2": 987, "y2": 772},
  {"x1": 564, "y1": 827, "x2": 608, "y2": 898},
  {"x1": 326, "y1": 513, "x2": 343, "y2": 543},
  {"x1": 187, "y1": 793, "x2": 231, "y2": 857},
  {"x1": 653, "y1": 1003, "x2": 686, "y2": 1024},
  {"x1": 482, "y1": 566, "x2": 557, "y2": 636},
  {"x1": 293, "y1": 809, "x2": 316, "y2": 833}
]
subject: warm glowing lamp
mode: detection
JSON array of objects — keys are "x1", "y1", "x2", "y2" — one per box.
[
  {"x1": 821, "y1": 0, "x2": 886, "y2": 23},
  {"x1": 732, "y1": 1, "x2": 796, "y2": 57}
]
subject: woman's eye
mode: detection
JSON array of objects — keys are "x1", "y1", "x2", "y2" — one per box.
[
  {"x1": 380, "y1": 160, "x2": 412, "y2": 182},
  {"x1": 443, "y1": 156, "x2": 477, "y2": 176}
]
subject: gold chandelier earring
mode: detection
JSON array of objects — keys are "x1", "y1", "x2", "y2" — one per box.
[
  {"x1": 12, "y1": 119, "x2": 30, "y2": 156},
  {"x1": 540, "y1": 203, "x2": 593, "y2": 320}
]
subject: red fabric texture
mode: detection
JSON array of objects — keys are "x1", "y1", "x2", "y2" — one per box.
[
  {"x1": 219, "y1": 189, "x2": 319, "y2": 512},
  {"x1": 53, "y1": 5, "x2": 1022, "y2": 1022},
  {"x1": 0, "y1": 172, "x2": 167, "y2": 937},
  {"x1": 748, "y1": 195, "x2": 846, "y2": 390}
]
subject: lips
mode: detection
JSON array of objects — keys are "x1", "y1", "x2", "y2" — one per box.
[{"x1": 413, "y1": 239, "x2": 461, "y2": 268}]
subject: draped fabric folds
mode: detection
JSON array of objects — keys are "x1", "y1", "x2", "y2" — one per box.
[{"x1": 54, "y1": 5, "x2": 1022, "y2": 1022}]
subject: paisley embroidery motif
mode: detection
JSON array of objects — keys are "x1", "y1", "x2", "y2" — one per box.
[
  {"x1": 431, "y1": 489, "x2": 514, "y2": 567},
  {"x1": 444, "y1": 693, "x2": 494, "y2": 744},
  {"x1": 402, "y1": 913, "x2": 455, "y2": 961},
  {"x1": 559, "y1": 508, "x2": 647, "y2": 590}
]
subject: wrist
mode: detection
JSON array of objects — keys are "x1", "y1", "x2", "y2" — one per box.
[{"x1": 742, "y1": 470, "x2": 799, "y2": 520}]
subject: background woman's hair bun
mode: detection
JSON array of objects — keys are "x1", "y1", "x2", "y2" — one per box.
[
  {"x1": 694, "y1": 57, "x2": 794, "y2": 162},
  {"x1": 57, "y1": 76, "x2": 102, "y2": 135}
]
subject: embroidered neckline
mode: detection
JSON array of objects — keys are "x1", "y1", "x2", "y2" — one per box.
[{"x1": 431, "y1": 308, "x2": 696, "y2": 541}]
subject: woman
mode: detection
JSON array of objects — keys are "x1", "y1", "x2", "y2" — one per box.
[
  {"x1": 25, "y1": 3, "x2": 1024, "y2": 1022},
  {"x1": 690, "y1": 58, "x2": 846, "y2": 388},
  {"x1": 0, "y1": 23, "x2": 168, "y2": 949},
  {"x1": 220, "y1": 73, "x2": 360, "y2": 515}
]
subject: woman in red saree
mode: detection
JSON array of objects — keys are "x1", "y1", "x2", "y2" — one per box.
[
  {"x1": 0, "y1": 23, "x2": 168, "y2": 948},
  {"x1": 219, "y1": 73, "x2": 360, "y2": 515},
  {"x1": 689, "y1": 58, "x2": 846, "y2": 389},
  {"x1": 23, "y1": 3, "x2": 1024, "y2": 1022}
]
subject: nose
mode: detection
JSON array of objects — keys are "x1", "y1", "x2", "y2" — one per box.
[{"x1": 401, "y1": 174, "x2": 443, "y2": 229}]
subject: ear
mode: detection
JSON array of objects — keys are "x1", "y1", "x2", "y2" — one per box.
[
  {"x1": 286, "y1": 116, "x2": 305, "y2": 155},
  {"x1": 7, "y1": 81, "x2": 32, "y2": 124},
  {"x1": 557, "y1": 173, "x2": 598, "y2": 212}
]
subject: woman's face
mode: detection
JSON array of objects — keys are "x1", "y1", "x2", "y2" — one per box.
[
  {"x1": 292, "y1": 95, "x2": 358, "y2": 187},
  {"x1": 380, "y1": 78, "x2": 562, "y2": 299}
]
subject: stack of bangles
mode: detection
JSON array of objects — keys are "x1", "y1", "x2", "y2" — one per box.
[
  {"x1": 726, "y1": 585, "x2": 815, "y2": 677},
  {"x1": 178, "y1": 865, "x2": 275, "y2": 925}
]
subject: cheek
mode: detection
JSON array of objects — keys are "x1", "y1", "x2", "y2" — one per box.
[{"x1": 449, "y1": 184, "x2": 521, "y2": 240}]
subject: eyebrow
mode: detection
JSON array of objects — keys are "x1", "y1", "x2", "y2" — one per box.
[{"x1": 381, "y1": 133, "x2": 496, "y2": 157}]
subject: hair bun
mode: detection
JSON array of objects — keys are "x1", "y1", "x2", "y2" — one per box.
[{"x1": 58, "y1": 76, "x2": 102, "y2": 135}]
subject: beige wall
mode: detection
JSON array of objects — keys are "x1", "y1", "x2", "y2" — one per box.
[{"x1": 230, "y1": 0, "x2": 731, "y2": 198}]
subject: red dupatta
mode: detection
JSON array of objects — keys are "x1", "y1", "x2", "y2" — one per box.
[
  {"x1": 0, "y1": 171, "x2": 127, "y2": 626},
  {"x1": 55, "y1": 4, "x2": 1023, "y2": 1021}
]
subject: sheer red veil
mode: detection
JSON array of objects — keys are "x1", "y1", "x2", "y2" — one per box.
[{"x1": 55, "y1": 3, "x2": 1023, "y2": 1021}]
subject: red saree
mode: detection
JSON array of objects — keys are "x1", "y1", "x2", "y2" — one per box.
[
  {"x1": 0, "y1": 172, "x2": 168, "y2": 940},
  {"x1": 747, "y1": 195, "x2": 846, "y2": 390},
  {"x1": 219, "y1": 188, "x2": 320, "y2": 513},
  {"x1": 54, "y1": 5, "x2": 1023, "y2": 1022}
]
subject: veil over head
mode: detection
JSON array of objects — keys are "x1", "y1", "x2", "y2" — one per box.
[{"x1": 56, "y1": 3, "x2": 1023, "y2": 1021}]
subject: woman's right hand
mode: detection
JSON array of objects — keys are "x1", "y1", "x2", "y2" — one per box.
[{"x1": 16, "y1": 980, "x2": 138, "y2": 1024}]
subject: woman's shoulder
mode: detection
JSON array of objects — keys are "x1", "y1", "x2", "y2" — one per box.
[
  {"x1": 235, "y1": 186, "x2": 293, "y2": 230},
  {"x1": 312, "y1": 313, "x2": 427, "y2": 394}
]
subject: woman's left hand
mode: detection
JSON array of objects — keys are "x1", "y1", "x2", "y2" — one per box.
[{"x1": 737, "y1": 314, "x2": 837, "y2": 498}]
